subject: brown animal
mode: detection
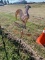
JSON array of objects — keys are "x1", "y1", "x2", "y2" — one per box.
[{"x1": 15, "y1": 5, "x2": 31, "y2": 29}]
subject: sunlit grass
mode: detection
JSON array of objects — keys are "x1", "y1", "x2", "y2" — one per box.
[{"x1": 0, "y1": 9, "x2": 45, "y2": 59}]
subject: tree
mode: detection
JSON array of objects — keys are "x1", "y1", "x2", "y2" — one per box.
[
  {"x1": 21, "y1": 0, "x2": 27, "y2": 4},
  {"x1": 7, "y1": 0, "x2": 9, "y2": 4},
  {"x1": 4, "y1": 0, "x2": 7, "y2": 5},
  {"x1": 0, "y1": 0, "x2": 3, "y2": 3}
]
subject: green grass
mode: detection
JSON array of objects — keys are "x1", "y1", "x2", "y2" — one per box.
[
  {"x1": 0, "y1": 12, "x2": 45, "y2": 59},
  {"x1": 0, "y1": 13, "x2": 30, "y2": 60},
  {"x1": 0, "y1": 35, "x2": 31, "y2": 60},
  {"x1": 0, "y1": 12, "x2": 16, "y2": 26}
]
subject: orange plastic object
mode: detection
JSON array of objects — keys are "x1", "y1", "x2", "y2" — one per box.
[{"x1": 36, "y1": 30, "x2": 45, "y2": 46}]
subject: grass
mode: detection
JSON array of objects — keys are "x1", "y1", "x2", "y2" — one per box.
[
  {"x1": 0, "y1": 4, "x2": 45, "y2": 59},
  {"x1": 0, "y1": 12, "x2": 16, "y2": 25},
  {"x1": 0, "y1": 13, "x2": 29, "y2": 60},
  {"x1": 0, "y1": 12, "x2": 45, "y2": 58},
  {"x1": 0, "y1": 35, "x2": 31, "y2": 60}
]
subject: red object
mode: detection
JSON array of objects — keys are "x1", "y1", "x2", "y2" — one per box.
[{"x1": 36, "y1": 29, "x2": 45, "y2": 46}]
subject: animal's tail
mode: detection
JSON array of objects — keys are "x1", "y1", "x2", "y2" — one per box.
[{"x1": 15, "y1": 9, "x2": 23, "y2": 20}]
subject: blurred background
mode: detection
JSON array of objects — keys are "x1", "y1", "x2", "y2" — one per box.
[{"x1": 0, "y1": 0, "x2": 45, "y2": 5}]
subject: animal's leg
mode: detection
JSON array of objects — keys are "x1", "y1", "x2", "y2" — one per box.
[
  {"x1": 24, "y1": 20, "x2": 27, "y2": 29},
  {"x1": 24, "y1": 22, "x2": 26, "y2": 29},
  {"x1": 22, "y1": 20, "x2": 27, "y2": 29}
]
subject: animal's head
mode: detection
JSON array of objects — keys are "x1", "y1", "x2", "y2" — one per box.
[{"x1": 25, "y1": 5, "x2": 31, "y2": 9}]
